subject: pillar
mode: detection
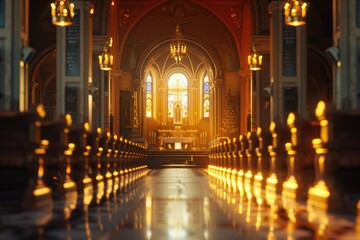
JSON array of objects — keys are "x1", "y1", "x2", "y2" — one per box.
[
  {"x1": 111, "y1": 70, "x2": 123, "y2": 134},
  {"x1": 213, "y1": 78, "x2": 223, "y2": 138},
  {"x1": 238, "y1": 70, "x2": 250, "y2": 134},
  {"x1": 333, "y1": 0, "x2": 360, "y2": 109},
  {"x1": 0, "y1": 0, "x2": 30, "y2": 111},
  {"x1": 252, "y1": 35, "x2": 270, "y2": 131},
  {"x1": 131, "y1": 76, "x2": 144, "y2": 142},
  {"x1": 269, "y1": 1, "x2": 307, "y2": 124},
  {"x1": 92, "y1": 35, "x2": 105, "y2": 130},
  {"x1": 56, "y1": 0, "x2": 92, "y2": 126}
]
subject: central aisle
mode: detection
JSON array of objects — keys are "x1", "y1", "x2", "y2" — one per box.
[
  {"x1": 1, "y1": 168, "x2": 358, "y2": 239},
  {"x1": 107, "y1": 168, "x2": 244, "y2": 240}
]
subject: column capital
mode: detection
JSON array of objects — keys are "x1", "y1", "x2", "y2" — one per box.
[
  {"x1": 110, "y1": 69, "x2": 123, "y2": 84},
  {"x1": 238, "y1": 69, "x2": 251, "y2": 79},
  {"x1": 133, "y1": 77, "x2": 142, "y2": 88},
  {"x1": 110, "y1": 69, "x2": 123, "y2": 78},
  {"x1": 93, "y1": 34, "x2": 107, "y2": 52},
  {"x1": 268, "y1": 1, "x2": 285, "y2": 15},
  {"x1": 214, "y1": 78, "x2": 223, "y2": 87},
  {"x1": 251, "y1": 35, "x2": 270, "y2": 54}
]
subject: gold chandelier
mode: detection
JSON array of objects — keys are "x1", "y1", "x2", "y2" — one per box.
[
  {"x1": 99, "y1": 37, "x2": 114, "y2": 71},
  {"x1": 284, "y1": 0, "x2": 308, "y2": 26},
  {"x1": 248, "y1": 46, "x2": 262, "y2": 71},
  {"x1": 170, "y1": 25, "x2": 187, "y2": 64},
  {"x1": 50, "y1": 0, "x2": 75, "y2": 26}
]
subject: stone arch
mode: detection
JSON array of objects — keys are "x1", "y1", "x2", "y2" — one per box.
[
  {"x1": 30, "y1": 47, "x2": 57, "y2": 120},
  {"x1": 306, "y1": 45, "x2": 333, "y2": 118},
  {"x1": 118, "y1": 1, "x2": 240, "y2": 74},
  {"x1": 137, "y1": 38, "x2": 219, "y2": 90}
]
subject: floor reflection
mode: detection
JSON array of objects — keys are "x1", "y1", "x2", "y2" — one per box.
[
  {"x1": 110, "y1": 168, "x2": 244, "y2": 240},
  {"x1": 0, "y1": 168, "x2": 359, "y2": 240}
]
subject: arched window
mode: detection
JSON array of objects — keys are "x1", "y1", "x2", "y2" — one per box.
[
  {"x1": 203, "y1": 72, "x2": 210, "y2": 117},
  {"x1": 168, "y1": 73, "x2": 188, "y2": 119},
  {"x1": 146, "y1": 73, "x2": 152, "y2": 117}
]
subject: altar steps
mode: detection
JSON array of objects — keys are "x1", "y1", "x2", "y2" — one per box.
[{"x1": 146, "y1": 149, "x2": 209, "y2": 168}]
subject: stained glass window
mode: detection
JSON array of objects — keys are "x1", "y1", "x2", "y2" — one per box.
[
  {"x1": 168, "y1": 73, "x2": 188, "y2": 118},
  {"x1": 146, "y1": 73, "x2": 152, "y2": 117},
  {"x1": 203, "y1": 72, "x2": 210, "y2": 117}
]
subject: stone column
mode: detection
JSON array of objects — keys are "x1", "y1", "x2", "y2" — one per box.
[
  {"x1": 0, "y1": 0, "x2": 30, "y2": 111},
  {"x1": 103, "y1": 70, "x2": 110, "y2": 132},
  {"x1": 111, "y1": 70, "x2": 122, "y2": 135},
  {"x1": 131, "y1": 77, "x2": 144, "y2": 142},
  {"x1": 213, "y1": 78, "x2": 223, "y2": 138},
  {"x1": 157, "y1": 80, "x2": 165, "y2": 125},
  {"x1": 92, "y1": 35, "x2": 105, "y2": 130},
  {"x1": 209, "y1": 82, "x2": 215, "y2": 139},
  {"x1": 333, "y1": 0, "x2": 360, "y2": 109},
  {"x1": 238, "y1": 69, "x2": 250, "y2": 134},
  {"x1": 252, "y1": 35, "x2": 270, "y2": 130},
  {"x1": 269, "y1": 1, "x2": 307, "y2": 124},
  {"x1": 56, "y1": 0, "x2": 92, "y2": 126}
]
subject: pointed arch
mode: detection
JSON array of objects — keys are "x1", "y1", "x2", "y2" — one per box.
[{"x1": 167, "y1": 72, "x2": 188, "y2": 120}]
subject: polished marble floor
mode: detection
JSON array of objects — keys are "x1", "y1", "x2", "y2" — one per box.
[{"x1": 0, "y1": 168, "x2": 359, "y2": 240}]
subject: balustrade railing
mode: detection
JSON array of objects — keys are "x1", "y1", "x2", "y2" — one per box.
[
  {"x1": 0, "y1": 105, "x2": 148, "y2": 215},
  {"x1": 208, "y1": 100, "x2": 360, "y2": 215}
]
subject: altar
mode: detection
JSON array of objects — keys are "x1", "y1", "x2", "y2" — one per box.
[{"x1": 158, "y1": 128, "x2": 198, "y2": 150}]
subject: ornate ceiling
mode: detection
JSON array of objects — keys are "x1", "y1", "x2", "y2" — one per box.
[{"x1": 94, "y1": 0, "x2": 269, "y2": 79}]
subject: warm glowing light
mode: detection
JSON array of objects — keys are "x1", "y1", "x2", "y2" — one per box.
[
  {"x1": 51, "y1": 0, "x2": 75, "y2": 26},
  {"x1": 170, "y1": 25, "x2": 187, "y2": 64},
  {"x1": 68, "y1": 142, "x2": 75, "y2": 150},
  {"x1": 96, "y1": 181, "x2": 104, "y2": 204},
  {"x1": 35, "y1": 148, "x2": 46, "y2": 155},
  {"x1": 36, "y1": 104, "x2": 46, "y2": 118},
  {"x1": 315, "y1": 101, "x2": 329, "y2": 143},
  {"x1": 99, "y1": 37, "x2": 114, "y2": 71},
  {"x1": 33, "y1": 186, "x2": 51, "y2": 197},
  {"x1": 284, "y1": 0, "x2": 308, "y2": 26},
  {"x1": 283, "y1": 177, "x2": 298, "y2": 191},
  {"x1": 308, "y1": 180, "x2": 330, "y2": 199},
  {"x1": 65, "y1": 113, "x2": 72, "y2": 126},
  {"x1": 83, "y1": 185, "x2": 93, "y2": 206},
  {"x1": 84, "y1": 122, "x2": 90, "y2": 131},
  {"x1": 36, "y1": 156, "x2": 45, "y2": 182},
  {"x1": 96, "y1": 174, "x2": 103, "y2": 181},
  {"x1": 106, "y1": 172, "x2": 112, "y2": 178},
  {"x1": 63, "y1": 181, "x2": 76, "y2": 189},
  {"x1": 248, "y1": 46, "x2": 263, "y2": 71},
  {"x1": 83, "y1": 177, "x2": 92, "y2": 184},
  {"x1": 266, "y1": 174, "x2": 278, "y2": 185},
  {"x1": 315, "y1": 101, "x2": 326, "y2": 118},
  {"x1": 287, "y1": 112, "x2": 295, "y2": 126}
]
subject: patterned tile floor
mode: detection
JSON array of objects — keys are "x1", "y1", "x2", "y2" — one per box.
[{"x1": 0, "y1": 168, "x2": 359, "y2": 240}]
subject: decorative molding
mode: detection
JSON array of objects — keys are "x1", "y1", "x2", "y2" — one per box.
[
  {"x1": 214, "y1": 78, "x2": 223, "y2": 87},
  {"x1": 252, "y1": 35, "x2": 270, "y2": 53},
  {"x1": 268, "y1": 1, "x2": 285, "y2": 15},
  {"x1": 238, "y1": 69, "x2": 251, "y2": 79}
]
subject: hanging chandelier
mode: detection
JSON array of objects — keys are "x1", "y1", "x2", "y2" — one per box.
[
  {"x1": 248, "y1": 46, "x2": 262, "y2": 71},
  {"x1": 50, "y1": 0, "x2": 75, "y2": 26},
  {"x1": 170, "y1": 25, "x2": 187, "y2": 64},
  {"x1": 284, "y1": 0, "x2": 308, "y2": 26},
  {"x1": 99, "y1": 37, "x2": 114, "y2": 71}
]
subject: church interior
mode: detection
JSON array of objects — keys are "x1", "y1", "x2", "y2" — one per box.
[{"x1": 1, "y1": 0, "x2": 360, "y2": 239}]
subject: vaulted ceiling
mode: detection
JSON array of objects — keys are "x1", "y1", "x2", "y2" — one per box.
[{"x1": 95, "y1": 0, "x2": 266, "y2": 79}]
